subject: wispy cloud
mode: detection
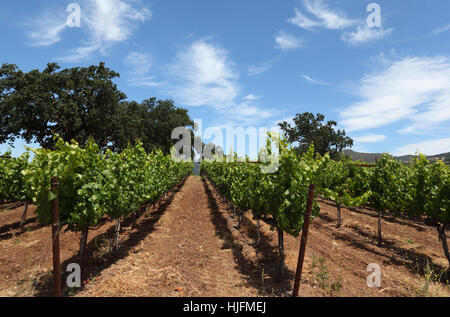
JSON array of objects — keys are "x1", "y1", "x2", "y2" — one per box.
[
  {"x1": 58, "y1": 42, "x2": 102, "y2": 62},
  {"x1": 243, "y1": 94, "x2": 261, "y2": 101},
  {"x1": 433, "y1": 23, "x2": 450, "y2": 35},
  {"x1": 167, "y1": 39, "x2": 275, "y2": 125},
  {"x1": 128, "y1": 76, "x2": 162, "y2": 87},
  {"x1": 340, "y1": 56, "x2": 450, "y2": 134},
  {"x1": 123, "y1": 52, "x2": 162, "y2": 87},
  {"x1": 58, "y1": 0, "x2": 151, "y2": 62},
  {"x1": 275, "y1": 31, "x2": 304, "y2": 52},
  {"x1": 288, "y1": 0, "x2": 358, "y2": 31},
  {"x1": 85, "y1": 0, "x2": 150, "y2": 42},
  {"x1": 226, "y1": 102, "x2": 276, "y2": 125},
  {"x1": 301, "y1": 74, "x2": 330, "y2": 86},
  {"x1": 168, "y1": 39, "x2": 239, "y2": 108},
  {"x1": 229, "y1": 95, "x2": 276, "y2": 125},
  {"x1": 24, "y1": 6, "x2": 69, "y2": 46},
  {"x1": 124, "y1": 52, "x2": 152, "y2": 75},
  {"x1": 342, "y1": 26, "x2": 393, "y2": 45},
  {"x1": 248, "y1": 58, "x2": 279, "y2": 76},
  {"x1": 394, "y1": 138, "x2": 450, "y2": 156},
  {"x1": 289, "y1": 0, "x2": 391, "y2": 45},
  {"x1": 288, "y1": 8, "x2": 322, "y2": 31},
  {"x1": 353, "y1": 134, "x2": 387, "y2": 143}
]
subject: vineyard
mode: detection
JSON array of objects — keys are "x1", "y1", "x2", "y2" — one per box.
[
  {"x1": 201, "y1": 135, "x2": 450, "y2": 271},
  {"x1": 0, "y1": 135, "x2": 449, "y2": 297},
  {"x1": 0, "y1": 138, "x2": 193, "y2": 288}
]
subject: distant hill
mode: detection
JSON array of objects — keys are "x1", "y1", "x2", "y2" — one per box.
[{"x1": 343, "y1": 150, "x2": 450, "y2": 164}]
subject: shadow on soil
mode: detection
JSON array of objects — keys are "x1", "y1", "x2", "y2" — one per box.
[
  {"x1": 201, "y1": 176, "x2": 295, "y2": 296},
  {"x1": 318, "y1": 213, "x2": 335, "y2": 224},
  {"x1": 317, "y1": 198, "x2": 426, "y2": 232},
  {"x1": 332, "y1": 223, "x2": 450, "y2": 284},
  {"x1": 31, "y1": 177, "x2": 188, "y2": 297},
  {"x1": 0, "y1": 202, "x2": 26, "y2": 211},
  {"x1": 0, "y1": 217, "x2": 43, "y2": 240}
]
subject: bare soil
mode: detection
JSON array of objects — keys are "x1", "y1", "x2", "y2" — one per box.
[{"x1": 0, "y1": 175, "x2": 449, "y2": 297}]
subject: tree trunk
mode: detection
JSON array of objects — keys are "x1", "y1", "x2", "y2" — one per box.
[
  {"x1": 114, "y1": 218, "x2": 121, "y2": 251},
  {"x1": 377, "y1": 210, "x2": 383, "y2": 247},
  {"x1": 277, "y1": 227, "x2": 285, "y2": 280},
  {"x1": 437, "y1": 223, "x2": 450, "y2": 267},
  {"x1": 79, "y1": 228, "x2": 89, "y2": 282},
  {"x1": 336, "y1": 203, "x2": 342, "y2": 228},
  {"x1": 19, "y1": 203, "x2": 29, "y2": 229}
]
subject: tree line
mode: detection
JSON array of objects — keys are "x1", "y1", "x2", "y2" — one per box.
[{"x1": 0, "y1": 62, "x2": 193, "y2": 154}]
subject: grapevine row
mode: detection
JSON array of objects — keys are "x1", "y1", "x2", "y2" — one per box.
[
  {"x1": 201, "y1": 134, "x2": 330, "y2": 279},
  {"x1": 201, "y1": 135, "x2": 450, "y2": 272},
  {"x1": 1, "y1": 137, "x2": 193, "y2": 279}
]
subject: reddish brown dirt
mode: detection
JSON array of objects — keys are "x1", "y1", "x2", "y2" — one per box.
[
  {"x1": 0, "y1": 179, "x2": 186, "y2": 297},
  {"x1": 78, "y1": 175, "x2": 263, "y2": 297},
  {"x1": 0, "y1": 175, "x2": 449, "y2": 297}
]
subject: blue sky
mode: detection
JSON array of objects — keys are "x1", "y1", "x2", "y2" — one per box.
[{"x1": 1, "y1": 0, "x2": 450, "y2": 158}]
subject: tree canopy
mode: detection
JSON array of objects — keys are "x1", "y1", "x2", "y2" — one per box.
[
  {"x1": 0, "y1": 62, "x2": 193, "y2": 154},
  {"x1": 278, "y1": 112, "x2": 353, "y2": 159},
  {"x1": 112, "y1": 98, "x2": 193, "y2": 154}
]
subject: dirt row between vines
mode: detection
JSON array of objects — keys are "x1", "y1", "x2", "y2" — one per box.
[
  {"x1": 0, "y1": 175, "x2": 449, "y2": 297},
  {"x1": 0, "y1": 178, "x2": 189, "y2": 297}
]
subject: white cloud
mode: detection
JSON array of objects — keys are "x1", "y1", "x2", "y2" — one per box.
[
  {"x1": 288, "y1": 0, "x2": 391, "y2": 45},
  {"x1": 128, "y1": 76, "x2": 162, "y2": 87},
  {"x1": 243, "y1": 94, "x2": 261, "y2": 101},
  {"x1": 342, "y1": 26, "x2": 393, "y2": 45},
  {"x1": 301, "y1": 74, "x2": 330, "y2": 86},
  {"x1": 289, "y1": 0, "x2": 358, "y2": 31},
  {"x1": 168, "y1": 39, "x2": 239, "y2": 108},
  {"x1": 399, "y1": 88, "x2": 450, "y2": 134},
  {"x1": 58, "y1": 42, "x2": 102, "y2": 63},
  {"x1": 84, "y1": 0, "x2": 150, "y2": 43},
  {"x1": 226, "y1": 102, "x2": 275, "y2": 124},
  {"x1": 24, "y1": 8, "x2": 69, "y2": 46},
  {"x1": 340, "y1": 56, "x2": 450, "y2": 133},
  {"x1": 353, "y1": 134, "x2": 386, "y2": 143},
  {"x1": 227, "y1": 96, "x2": 277, "y2": 125},
  {"x1": 124, "y1": 52, "x2": 151, "y2": 75},
  {"x1": 122, "y1": 52, "x2": 162, "y2": 87},
  {"x1": 167, "y1": 39, "x2": 276, "y2": 125},
  {"x1": 27, "y1": 23, "x2": 67, "y2": 47},
  {"x1": 248, "y1": 58, "x2": 279, "y2": 76},
  {"x1": 275, "y1": 31, "x2": 304, "y2": 52},
  {"x1": 59, "y1": 0, "x2": 151, "y2": 62},
  {"x1": 207, "y1": 105, "x2": 277, "y2": 127},
  {"x1": 288, "y1": 8, "x2": 322, "y2": 31},
  {"x1": 394, "y1": 138, "x2": 450, "y2": 156},
  {"x1": 433, "y1": 23, "x2": 450, "y2": 35}
]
